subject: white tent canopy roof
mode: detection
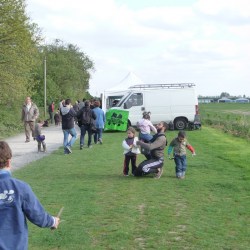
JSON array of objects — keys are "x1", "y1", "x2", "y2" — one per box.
[{"x1": 106, "y1": 72, "x2": 145, "y2": 92}]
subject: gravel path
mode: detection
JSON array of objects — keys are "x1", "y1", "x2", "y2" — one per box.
[{"x1": 4, "y1": 125, "x2": 80, "y2": 171}]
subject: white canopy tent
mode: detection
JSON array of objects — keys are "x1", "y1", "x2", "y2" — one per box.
[{"x1": 102, "y1": 72, "x2": 145, "y2": 112}]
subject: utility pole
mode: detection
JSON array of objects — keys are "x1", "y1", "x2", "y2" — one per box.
[{"x1": 44, "y1": 56, "x2": 47, "y2": 118}]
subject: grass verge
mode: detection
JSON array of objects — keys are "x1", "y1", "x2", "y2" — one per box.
[{"x1": 13, "y1": 127, "x2": 250, "y2": 249}]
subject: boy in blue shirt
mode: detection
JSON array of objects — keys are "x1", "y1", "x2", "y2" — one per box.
[{"x1": 0, "y1": 141, "x2": 60, "y2": 250}]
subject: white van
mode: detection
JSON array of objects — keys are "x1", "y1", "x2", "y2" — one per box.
[{"x1": 112, "y1": 83, "x2": 199, "y2": 130}]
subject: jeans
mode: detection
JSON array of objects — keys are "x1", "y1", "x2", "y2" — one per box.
[
  {"x1": 174, "y1": 154, "x2": 187, "y2": 177},
  {"x1": 80, "y1": 124, "x2": 92, "y2": 147},
  {"x1": 139, "y1": 132, "x2": 153, "y2": 142},
  {"x1": 63, "y1": 128, "x2": 77, "y2": 149},
  {"x1": 94, "y1": 128, "x2": 103, "y2": 144}
]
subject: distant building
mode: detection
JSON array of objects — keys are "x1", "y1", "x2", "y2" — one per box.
[
  {"x1": 218, "y1": 97, "x2": 233, "y2": 103},
  {"x1": 198, "y1": 98, "x2": 214, "y2": 103},
  {"x1": 235, "y1": 98, "x2": 249, "y2": 103}
]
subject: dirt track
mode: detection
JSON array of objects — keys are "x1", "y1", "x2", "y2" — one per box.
[{"x1": 4, "y1": 125, "x2": 80, "y2": 171}]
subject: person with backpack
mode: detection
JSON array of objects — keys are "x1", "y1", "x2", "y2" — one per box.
[
  {"x1": 77, "y1": 100, "x2": 96, "y2": 149},
  {"x1": 134, "y1": 121, "x2": 168, "y2": 179}
]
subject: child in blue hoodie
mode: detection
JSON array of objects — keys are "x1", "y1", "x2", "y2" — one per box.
[{"x1": 0, "y1": 141, "x2": 60, "y2": 250}]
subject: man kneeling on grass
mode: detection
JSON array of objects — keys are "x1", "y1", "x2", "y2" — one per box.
[
  {"x1": 134, "y1": 121, "x2": 168, "y2": 179},
  {"x1": 0, "y1": 141, "x2": 60, "y2": 250}
]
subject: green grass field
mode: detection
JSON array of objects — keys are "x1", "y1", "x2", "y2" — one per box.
[
  {"x1": 199, "y1": 103, "x2": 250, "y2": 139},
  {"x1": 13, "y1": 126, "x2": 250, "y2": 249}
]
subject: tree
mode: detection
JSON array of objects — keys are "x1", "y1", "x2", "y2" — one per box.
[
  {"x1": 0, "y1": 0, "x2": 42, "y2": 106},
  {"x1": 220, "y1": 92, "x2": 230, "y2": 98},
  {"x1": 33, "y1": 40, "x2": 95, "y2": 106}
]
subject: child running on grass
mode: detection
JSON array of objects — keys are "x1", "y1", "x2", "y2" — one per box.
[
  {"x1": 167, "y1": 131, "x2": 196, "y2": 179},
  {"x1": 122, "y1": 127, "x2": 140, "y2": 176}
]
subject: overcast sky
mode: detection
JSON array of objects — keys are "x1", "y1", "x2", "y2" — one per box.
[{"x1": 26, "y1": 0, "x2": 250, "y2": 97}]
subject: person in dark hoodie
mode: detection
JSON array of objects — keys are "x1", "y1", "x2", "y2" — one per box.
[
  {"x1": 60, "y1": 99, "x2": 77, "y2": 154},
  {"x1": 77, "y1": 100, "x2": 96, "y2": 149}
]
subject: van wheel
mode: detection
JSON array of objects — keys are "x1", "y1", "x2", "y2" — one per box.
[{"x1": 174, "y1": 118, "x2": 187, "y2": 130}]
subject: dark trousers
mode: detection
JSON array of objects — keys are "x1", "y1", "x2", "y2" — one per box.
[
  {"x1": 134, "y1": 158, "x2": 164, "y2": 176},
  {"x1": 123, "y1": 154, "x2": 137, "y2": 175},
  {"x1": 49, "y1": 112, "x2": 53, "y2": 124},
  {"x1": 80, "y1": 124, "x2": 92, "y2": 147}
]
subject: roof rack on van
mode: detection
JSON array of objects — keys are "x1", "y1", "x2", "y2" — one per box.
[{"x1": 129, "y1": 83, "x2": 195, "y2": 89}]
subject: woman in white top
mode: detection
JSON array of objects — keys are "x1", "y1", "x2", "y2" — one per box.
[{"x1": 137, "y1": 112, "x2": 157, "y2": 142}]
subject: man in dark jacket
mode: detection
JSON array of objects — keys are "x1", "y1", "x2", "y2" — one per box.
[
  {"x1": 134, "y1": 121, "x2": 168, "y2": 179},
  {"x1": 77, "y1": 100, "x2": 96, "y2": 149},
  {"x1": 60, "y1": 99, "x2": 77, "y2": 154}
]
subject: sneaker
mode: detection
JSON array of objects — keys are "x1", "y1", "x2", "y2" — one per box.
[
  {"x1": 88, "y1": 145, "x2": 92, "y2": 148},
  {"x1": 80, "y1": 145, "x2": 83, "y2": 150},
  {"x1": 66, "y1": 146, "x2": 72, "y2": 154},
  {"x1": 25, "y1": 140, "x2": 30, "y2": 143},
  {"x1": 123, "y1": 174, "x2": 129, "y2": 177},
  {"x1": 98, "y1": 138, "x2": 103, "y2": 144},
  {"x1": 154, "y1": 168, "x2": 163, "y2": 179}
]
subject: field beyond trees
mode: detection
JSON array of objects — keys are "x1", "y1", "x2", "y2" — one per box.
[{"x1": 13, "y1": 125, "x2": 250, "y2": 249}]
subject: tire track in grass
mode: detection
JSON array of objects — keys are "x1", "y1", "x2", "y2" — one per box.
[
  {"x1": 134, "y1": 203, "x2": 146, "y2": 249},
  {"x1": 168, "y1": 199, "x2": 188, "y2": 244}
]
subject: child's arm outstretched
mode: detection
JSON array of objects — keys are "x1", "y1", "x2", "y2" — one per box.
[
  {"x1": 167, "y1": 146, "x2": 173, "y2": 159},
  {"x1": 186, "y1": 144, "x2": 196, "y2": 156}
]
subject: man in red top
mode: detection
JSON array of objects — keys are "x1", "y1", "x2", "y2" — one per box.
[{"x1": 48, "y1": 101, "x2": 55, "y2": 124}]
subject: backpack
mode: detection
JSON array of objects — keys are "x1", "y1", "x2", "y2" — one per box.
[{"x1": 81, "y1": 108, "x2": 92, "y2": 125}]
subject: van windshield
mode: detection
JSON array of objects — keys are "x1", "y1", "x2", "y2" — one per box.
[
  {"x1": 116, "y1": 92, "x2": 131, "y2": 107},
  {"x1": 117, "y1": 92, "x2": 143, "y2": 109}
]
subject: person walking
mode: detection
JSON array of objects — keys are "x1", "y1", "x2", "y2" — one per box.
[
  {"x1": 60, "y1": 99, "x2": 77, "y2": 154},
  {"x1": 167, "y1": 131, "x2": 196, "y2": 179},
  {"x1": 122, "y1": 127, "x2": 140, "y2": 176},
  {"x1": 48, "y1": 101, "x2": 55, "y2": 124},
  {"x1": 77, "y1": 100, "x2": 96, "y2": 149},
  {"x1": 92, "y1": 100, "x2": 105, "y2": 144},
  {"x1": 21, "y1": 96, "x2": 39, "y2": 143},
  {"x1": 54, "y1": 109, "x2": 61, "y2": 126},
  {"x1": 134, "y1": 121, "x2": 168, "y2": 179},
  {"x1": 0, "y1": 141, "x2": 60, "y2": 250}
]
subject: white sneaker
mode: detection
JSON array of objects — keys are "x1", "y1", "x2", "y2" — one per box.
[{"x1": 154, "y1": 168, "x2": 163, "y2": 179}]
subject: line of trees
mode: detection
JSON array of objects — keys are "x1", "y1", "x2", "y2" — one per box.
[{"x1": 0, "y1": 0, "x2": 95, "y2": 109}]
